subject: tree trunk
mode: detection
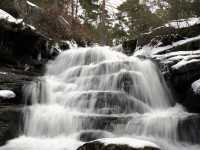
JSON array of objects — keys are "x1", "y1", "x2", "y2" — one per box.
[
  {"x1": 71, "y1": 0, "x2": 74, "y2": 18},
  {"x1": 75, "y1": 0, "x2": 79, "y2": 19},
  {"x1": 100, "y1": 0, "x2": 106, "y2": 45}
]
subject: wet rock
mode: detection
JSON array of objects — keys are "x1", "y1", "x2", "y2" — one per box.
[
  {"x1": 0, "y1": 17, "x2": 65, "y2": 145},
  {"x1": 67, "y1": 91, "x2": 150, "y2": 115},
  {"x1": 79, "y1": 130, "x2": 114, "y2": 142},
  {"x1": 0, "y1": 106, "x2": 24, "y2": 146},
  {"x1": 0, "y1": 71, "x2": 34, "y2": 105},
  {"x1": 178, "y1": 115, "x2": 200, "y2": 144},
  {"x1": 77, "y1": 141, "x2": 104, "y2": 150},
  {"x1": 122, "y1": 40, "x2": 137, "y2": 56},
  {"x1": 184, "y1": 88, "x2": 200, "y2": 113},
  {"x1": 133, "y1": 19, "x2": 200, "y2": 113},
  {"x1": 0, "y1": 19, "x2": 58, "y2": 64},
  {"x1": 82, "y1": 115, "x2": 131, "y2": 131}
]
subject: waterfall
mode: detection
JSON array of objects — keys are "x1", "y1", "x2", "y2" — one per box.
[{"x1": 1, "y1": 46, "x2": 200, "y2": 150}]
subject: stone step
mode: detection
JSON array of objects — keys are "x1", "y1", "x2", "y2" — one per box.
[{"x1": 57, "y1": 91, "x2": 151, "y2": 114}]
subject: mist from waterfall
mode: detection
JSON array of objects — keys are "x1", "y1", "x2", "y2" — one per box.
[{"x1": 1, "y1": 46, "x2": 200, "y2": 150}]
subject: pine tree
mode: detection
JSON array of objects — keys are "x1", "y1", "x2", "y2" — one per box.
[{"x1": 117, "y1": 0, "x2": 160, "y2": 38}]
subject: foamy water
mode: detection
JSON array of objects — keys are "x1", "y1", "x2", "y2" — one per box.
[{"x1": 1, "y1": 46, "x2": 200, "y2": 150}]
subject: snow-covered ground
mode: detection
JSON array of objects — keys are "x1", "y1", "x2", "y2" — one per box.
[
  {"x1": 98, "y1": 137, "x2": 160, "y2": 149},
  {"x1": 0, "y1": 90, "x2": 16, "y2": 99}
]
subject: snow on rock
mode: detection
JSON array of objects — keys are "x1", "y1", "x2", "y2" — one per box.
[
  {"x1": 0, "y1": 72, "x2": 6, "y2": 75},
  {"x1": 0, "y1": 9, "x2": 23, "y2": 23},
  {"x1": 27, "y1": 24, "x2": 36, "y2": 30},
  {"x1": 0, "y1": 90, "x2": 16, "y2": 99},
  {"x1": 135, "y1": 35, "x2": 200, "y2": 57},
  {"x1": 98, "y1": 137, "x2": 160, "y2": 149},
  {"x1": 165, "y1": 17, "x2": 200, "y2": 29},
  {"x1": 172, "y1": 59, "x2": 200, "y2": 70},
  {"x1": 192, "y1": 79, "x2": 200, "y2": 94},
  {"x1": 0, "y1": 9, "x2": 37, "y2": 31},
  {"x1": 27, "y1": 1, "x2": 40, "y2": 8}
]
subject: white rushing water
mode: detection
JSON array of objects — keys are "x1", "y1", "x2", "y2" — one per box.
[{"x1": 1, "y1": 46, "x2": 200, "y2": 150}]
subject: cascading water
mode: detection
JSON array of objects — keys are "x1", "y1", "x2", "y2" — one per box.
[{"x1": 1, "y1": 46, "x2": 200, "y2": 150}]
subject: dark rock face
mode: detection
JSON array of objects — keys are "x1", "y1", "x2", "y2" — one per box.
[
  {"x1": 159, "y1": 55, "x2": 200, "y2": 113},
  {"x1": 0, "y1": 19, "x2": 61, "y2": 63},
  {"x1": 170, "y1": 61, "x2": 200, "y2": 104},
  {"x1": 0, "y1": 106, "x2": 24, "y2": 146},
  {"x1": 133, "y1": 20, "x2": 200, "y2": 113},
  {"x1": 122, "y1": 40, "x2": 137, "y2": 56},
  {"x1": 184, "y1": 89, "x2": 200, "y2": 113},
  {"x1": 150, "y1": 34, "x2": 185, "y2": 48},
  {"x1": 0, "y1": 0, "x2": 27, "y2": 18},
  {"x1": 0, "y1": 71, "x2": 34, "y2": 105},
  {"x1": 77, "y1": 141, "x2": 160, "y2": 150},
  {"x1": 178, "y1": 115, "x2": 200, "y2": 144},
  {"x1": 0, "y1": 18, "x2": 66, "y2": 145},
  {"x1": 0, "y1": 18, "x2": 61, "y2": 105},
  {"x1": 79, "y1": 131, "x2": 113, "y2": 142}
]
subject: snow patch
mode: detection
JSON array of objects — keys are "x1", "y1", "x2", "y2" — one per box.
[
  {"x1": 172, "y1": 59, "x2": 200, "y2": 70},
  {"x1": 165, "y1": 18, "x2": 200, "y2": 29},
  {"x1": 192, "y1": 79, "x2": 200, "y2": 94},
  {"x1": 27, "y1": 1, "x2": 40, "y2": 8},
  {"x1": 0, "y1": 9, "x2": 23, "y2": 23},
  {"x1": 135, "y1": 35, "x2": 200, "y2": 57},
  {"x1": 0, "y1": 72, "x2": 6, "y2": 75},
  {"x1": 0, "y1": 90, "x2": 16, "y2": 99},
  {"x1": 97, "y1": 137, "x2": 159, "y2": 149},
  {"x1": 27, "y1": 24, "x2": 36, "y2": 30}
]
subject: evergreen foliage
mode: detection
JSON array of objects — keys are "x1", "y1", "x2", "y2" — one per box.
[{"x1": 27, "y1": 0, "x2": 200, "y2": 45}]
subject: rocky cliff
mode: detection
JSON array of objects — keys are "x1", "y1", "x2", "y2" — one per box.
[
  {"x1": 123, "y1": 18, "x2": 200, "y2": 114},
  {"x1": 0, "y1": 9, "x2": 69, "y2": 145}
]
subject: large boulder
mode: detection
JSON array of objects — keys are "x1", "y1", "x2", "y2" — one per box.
[
  {"x1": 77, "y1": 138, "x2": 160, "y2": 150},
  {"x1": 0, "y1": 19, "x2": 61, "y2": 68},
  {"x1": 0, "y1": 16, "x2": 68, "y2": 145},
  {"x1": 132, "y1": 17, "x2": 200, "y2": 113},
  {"x1": 170, "y1": 61, "x2": 200, "y2": 104}
]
